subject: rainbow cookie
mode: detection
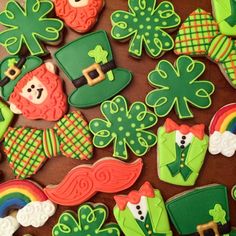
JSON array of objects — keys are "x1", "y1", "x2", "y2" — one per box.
[
  {"x1": 4, "y1": 111, "x2": 93, "y2": 179},
  {"x1": 209, "y1": 103, "x2": 236, "y2": 157},
  {"x1": 0, "y1": 0, "x2": 63, "y2": 56},
  {"x1": 0, "y1": 180, "x2": 56, "y2": 235},
  {"x1": 44, "y1": 158, "x2": 143, "y2": 206},
  {"x1": 54, "y1": 0, "x2": 105, "y2": 33}
]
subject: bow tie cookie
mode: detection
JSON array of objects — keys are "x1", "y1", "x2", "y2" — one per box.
[
  {"x1": 89, "y1": 95, "x2": 157, "y2": 159},
  {"x1": 44, "y1": 158, "x2": 143, "y2": 206},
  {"x1": 209, "y1": 103, "x2": 236, "y2": 157},
  {"x1": 0, "y1": 56, "x2": 67, "y2": 121},
  {"x1": 54, "y1": 0, "x2": 105, "y2": 33},
  {"x1": 166, "y1": 184, "x2": 236, "y2": 235},
  {"x1": 158, "y1": 118, "x2": 208, "y2": 186},
  {"x1": 175, "y1": 8, "x2": 236, "y2": 89},
  {"x1": 0, "y1": 0, "x2": 63, "y2": 56},
  {"x1": 111, "y1": 0, "x2": 181, "y2": 58},
  {"x1": 54, "y1": 30, "x2": 132, "y2": 108},
  {"x1": 0, "y1": 180, "x2": 56, "y2": 236},
  {"x1": 145, "y1": 56, "x2": 215, "y2": 119},
  {"x1": 52, "y1": 203, "x2": 120, "y2": 236},
  {"x1": 4, "y1": 111, "x2": 93, "y2": 179},
  {"x1": 114, "y1": 181, "x2": 172, "y2": 236}
]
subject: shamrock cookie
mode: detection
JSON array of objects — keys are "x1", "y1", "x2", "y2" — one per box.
[
  {"x1": 89, "y1": 95, "x2": 157, "y2": 159},
  {"x1": 55, "y1": 30, "x2": 132, "y2": 108},
  {"x1": 0, "y1": 101, "x2": 13, "y2": 140},
  {"x1": 175, "y1": 8, "x2": 236, "y2": 89},
  {"x1": 158, "y1": 118, "x2": 208, "y2": 186},
  {"x1": 114, "y1": 181, "x2": 172, "y2": 236},
  {"x1": 212, "y1": 0, "x2": 236, "y2": 36},
  {"x1": 166, "y1": 184, "x2": 236, "y2": 235},
  {"x1": 4, "y1": 111, "x2": 93, "y2": 179},
  {"x1": 53, "y1": 203, "x2": 120, "y2": 236},
  {"x1": 0, "y1": 56, "x2": 67, "y2": 121},
  {"x1": 0, "y1": 180, "x2": 56, "y2": 236},
  {"x1": 145, "y1": 56, "x2": 215, "y2": 119},
  {"x1": 209, "y1": 103, "x2": 236, "y2": 157},
  {"x1": 44, "y1": 158, "x2": 143, "y2": 206},
  {"x1": 0, "y1": 0, "x2": 63, "y2": 56},
  {"x1": 111, "y1": 0, "x2": 181, "y2": 58},
  {"x1": 54, "y1": 0, "x2": 105, "y2": 33}
]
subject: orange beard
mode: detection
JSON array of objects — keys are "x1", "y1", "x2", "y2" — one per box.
[
  {"x1": 54, "y1": 0, "x2": 104, "y2": 32},
  {"x1": 9, "y1": 64, "x2": 68, "y2": 121}
]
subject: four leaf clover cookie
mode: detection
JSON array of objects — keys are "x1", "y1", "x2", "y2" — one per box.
[
  {"x1": 111, "y1": 0, "x2": 181, "y2": 58},
  {"x1": 0, "y1": 0, "x2": 64, "y2": 56},
  {"x1": 89, "y1": 95, "x2": 158, "y2": 159},
  {"x1": 146, "y1": 56, "x2": 215, "y2": 119}
]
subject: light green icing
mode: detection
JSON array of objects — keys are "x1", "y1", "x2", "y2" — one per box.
[
  {"x1": 0, "y1": 0, "x2": 63, "y2": 56},
  {"x1": 89, "y1": 95, "x2": 157, "y2": 160},
  {"x1": 145, "y1": 56, "x2": 215, "y2": 119},
  {"x1": 157, "y1": 126, "x2": 208, "y2": 186},
  {"x1": 111, "y1": 0, "x2": 180, "y2": 58},
  {"x1": 209, "y1": 204, "x2": 227, "y2": 225},
  {"x1": 52, "y1": 203, "x2": 120, "y2": 236}
]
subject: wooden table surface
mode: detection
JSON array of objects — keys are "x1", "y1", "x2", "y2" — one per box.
[{"x1": 1, "y1": 0, "x2": 236, "y2": 235}]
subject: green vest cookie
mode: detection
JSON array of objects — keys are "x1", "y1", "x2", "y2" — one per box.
[{"x1": 0, "y1": 101, "x2": 13, "y2": 140}]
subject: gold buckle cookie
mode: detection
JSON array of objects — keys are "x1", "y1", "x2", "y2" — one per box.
[
  {"x1": 197, "y1": 221, "x2": 220, "y2": 236},
  {"x1": 4, "y1": 65, "x2": 21, "y2": 80},
  {"x1": 82, "y1": 63, "x2": 105, "y2": 86}
]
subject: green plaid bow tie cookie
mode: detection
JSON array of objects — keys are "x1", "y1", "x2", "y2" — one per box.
[
  {"x1": 3, "y1": 111, "x2": 93, "y2": 179},
  {"x1": 175, "y1": 8, "x2": 236, "y2": 89}
]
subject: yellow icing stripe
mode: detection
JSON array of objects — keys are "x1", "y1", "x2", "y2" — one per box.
[
  {"x1": 0, "y1": 188, "x2": 37, "y2": 201},
  {"x1": 220, "y1": 112, "x2": 236, "y2": 132}
]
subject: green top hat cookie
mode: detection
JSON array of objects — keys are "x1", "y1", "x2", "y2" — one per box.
[
  {"x1": 0, "y1": 56, "x2": 42, "y2": 101},
  {"x1": 54, "y1": 30, "x2": 132, "y2": 108}
]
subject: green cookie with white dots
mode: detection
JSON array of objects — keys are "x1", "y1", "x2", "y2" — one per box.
[
  {"x1": 89, "y1": 95, "x2": 158, "y2": 160},
  {"x1": 111, "y1": 0, "x2": 181, "y2": 58},
  {"x1": 52, "y1": 203, "x2": 120, "y2": 236}
]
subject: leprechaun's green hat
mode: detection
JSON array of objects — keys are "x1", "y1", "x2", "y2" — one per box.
[
  {"x1": 166, "y1": 184, "x2": 236, "y2": 235},
  {"x1": 0, "y1": 56, "x2": 42, "y2": 101},
  {"x1": 54, "y1": 30, "x2": 132, "y2": 108}
]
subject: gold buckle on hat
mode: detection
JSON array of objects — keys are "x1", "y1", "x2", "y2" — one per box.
[
  {"x1": 197, "y1": 221, "x2": 220, "y2": 236},
  {"x1": 82, "y1": 63, "x2": 105, "y2": 86},
  {"x1": 4, "y1": 65, "x2": 21, "y2": 80}
]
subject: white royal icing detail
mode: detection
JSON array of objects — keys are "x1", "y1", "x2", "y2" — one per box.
[
  {"x1": 209, "y1": 131, "x2": 236, "y2": 157},
  {"x1": 0, "y1": 216, "x2": 20, "y2": 236},
  {"x1": 69, "y1": 0, "x2": 89, "y2": 7},
  {"x1": 16, "y1": 200, "x2": 56, "y2": 228},
  {"x1": 127, "y1": 196, "x2": 148, "y2": 222},
  {"x1": 176, "y1": 131, "x2": 193, "y2": 148}
]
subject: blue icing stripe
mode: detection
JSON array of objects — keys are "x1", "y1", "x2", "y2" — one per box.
[{"x1": 228, "y1": 118, "x2": 236, "y2": 134}]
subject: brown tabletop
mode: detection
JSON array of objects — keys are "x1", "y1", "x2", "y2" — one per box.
[{"x1": 0, "y1": 0, "x2": 236, "y2": 235}]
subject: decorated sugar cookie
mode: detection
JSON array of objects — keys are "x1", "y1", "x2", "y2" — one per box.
[
  {"x1": 166, "y1": 184, "x2": 236, "y2": 235},
  {"x1": 145, "y1": 56, "x2": 215, "y2": 119},
  {"x1": 113, "y1": 181, "x2": 172, "y2": 236},
  {"x1": 0, "y1": 56, "x2": 67, "y2": 121},
  {"x1": 0, "y1": 180, "x2": 56, "y2": 236},
  {"x1": 4, "y1": 111, "x2": 93, "y2": 179},
  {"x1": 55, "y1": 30, "x2": 132, "y2": 108},
  {"x1": 44, "y1": 158, "x2": 143, "y2": 206},
  {"x1": 175, "y1": 8, "x2": 236, "y2": 89},
  {"x1": 0, "y1": 101, "x2": 13, "y2": 140},
  {"x1": 0, "y1": 0, "x2": 63, "y2": 56},
  {"x1": 53, "y1": 203, "x2": 120, "y2": 236},
  {"x1": 89, "y1": 95, "x2": 157, "y2": 159},
  {"x1": 212, "y1": 0, "x2": 236, "y2": 36},
  {"x1": 54, "y1": 0, "x2": 105, "y2": 33},
  {"x1": 209, "y1": 103, "x2": 236, "y2": 157},
  {"x1": 111, "y1": 0, "x2": 181, "y2": 58},
  {"x1": 158, "y1": 118, "x2": 208, "y2": 186}
]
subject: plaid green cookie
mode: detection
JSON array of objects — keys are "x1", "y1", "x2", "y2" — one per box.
[
  {"x1": 4, "y1": 111, "x2": 93, "y2": 179},
  {"x1": 175, "y1": 8, "x2": 236, "y2": 88}
]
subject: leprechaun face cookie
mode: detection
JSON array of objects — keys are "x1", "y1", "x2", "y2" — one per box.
[
  {"x1": 54, "y1": 0, "x2": 104, "y2": 33},
  {"x1": 0, "y1": 56, "x2": 68, "y2": 121}
]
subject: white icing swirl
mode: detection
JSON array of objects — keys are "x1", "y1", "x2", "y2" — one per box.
[
  {"x1": 209, "y1": 131, "x2": 236, "y2": 157},
  {"x1": 16, "y1": 200, "x2": 56, "y2": 228},
  {"x1": 0, "y1": 216, "x2": 19, "y2": 236}
]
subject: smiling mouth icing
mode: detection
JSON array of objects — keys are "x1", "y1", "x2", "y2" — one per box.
[{"x1": 37, "y1": 88, "x2": 44, "y2": 99}]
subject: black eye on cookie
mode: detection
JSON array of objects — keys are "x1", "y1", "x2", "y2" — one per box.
[{"x1": 27, "y1": 85, "x2": 35, "y2": 93}]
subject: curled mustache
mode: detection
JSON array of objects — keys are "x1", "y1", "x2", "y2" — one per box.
[{"x1": 44, "y1": 158, "x2": 143, "y2": 206}]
